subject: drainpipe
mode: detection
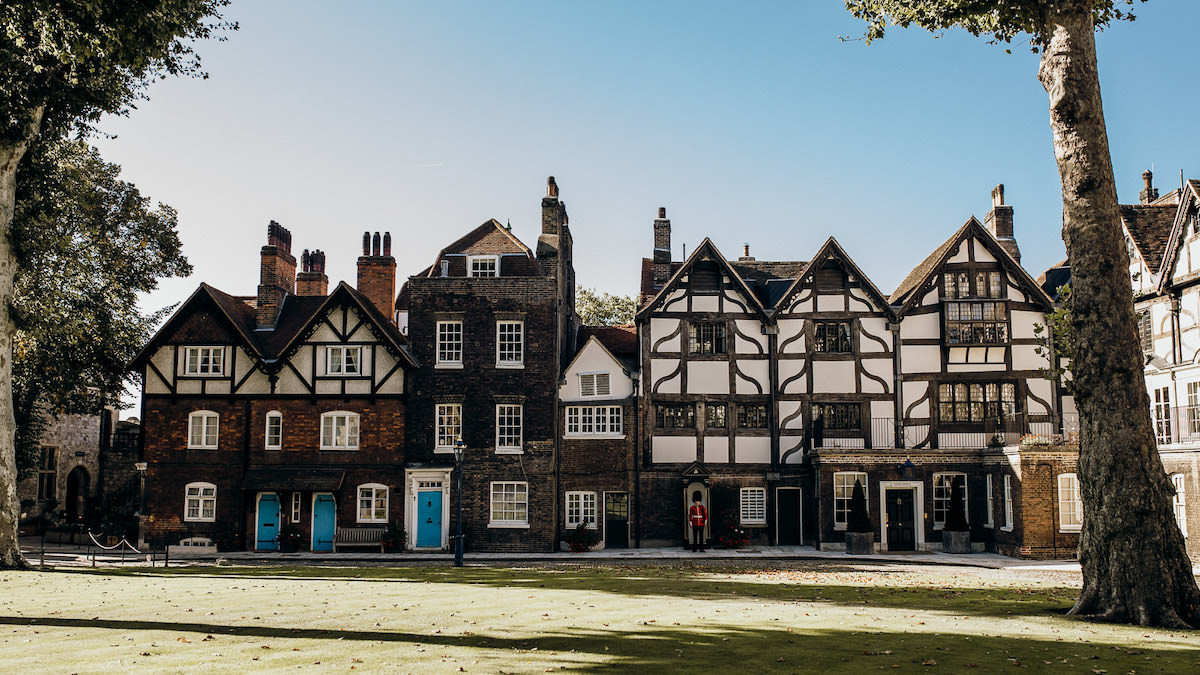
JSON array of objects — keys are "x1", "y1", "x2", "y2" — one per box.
[{"x1": 633, "y1": 372, "x2": 641, "y2": 548}]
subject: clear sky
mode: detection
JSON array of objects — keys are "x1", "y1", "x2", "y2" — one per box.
[{"x1": 91, "y1": 0, "x2": 1200, "y2": 314}]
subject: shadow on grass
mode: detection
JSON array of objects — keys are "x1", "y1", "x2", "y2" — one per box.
[
  {"x1": 0, "y1": 614, "x2": 1192, "y2": 672},
  {"x1": 75, "y1": 565, "x2": 1078, "y2": 619}
]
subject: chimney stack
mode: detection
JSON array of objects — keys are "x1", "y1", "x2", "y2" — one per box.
[
  {"x1": 739, "y1": 243, "x2": 754, "y2": 261},
  {"x1": 257, "y1": 220, "x2": 296, "y2": 328},
  {"x1": 538, "y1": 176, "x2": 569, "y2": 278},
  {"x1": 296, "y1": 248, "x2": 329, "y2": 296},
  {"x1": 1140, "y1": 170, "x2": 1159, "y2": 204},
  {"x1": 984, "y1": 184, "x2": 1021, "y2": 264},
  {"x1": 653, "y1": 207, "x2": 672, "y2": 288},
  {"x1": 357, "y1": 231, "x2": 396, "y2": 322}
]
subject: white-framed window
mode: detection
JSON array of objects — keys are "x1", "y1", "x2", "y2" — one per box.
[
  {"x1": 291, "y1": 492, "x2": 301, "y2": 523},
  {"x1": 320, "y1": 411, "x2": 360, "y2": 450},
  {"x1": 1002, "y1": 474, "x2": 1014, "y2": 531},
  {"x1": 489, "y1": 481, "x2": 528, "y2": 527},
  {"x1": 496, "y1": 404, "x2": 523, "y2": 452},
  {"x1": 184, "y1": 482, "x2": 216, "y2": 522},
  {"x1": 984, "y1": 474, "x2": 995, "y2": 528},
  {"x1": 496, "y1": 321, "x2": 524, "y2": 367},
  {"x1": 435, "y1": 403, "x2": 462, "y2": 451},
  {"x1": 326, "y1": 345, "x2": 362, "y2": 375},
  {"x1": 579, "y1": 372, "x2": 611, "y2": 398},
  {"x1": 183, "y1": 346, "x2": 224, "y2": 376},
  {"x1": 565, "y1": 491, "x2": 597, "y2": 529},
  {"x1": 1172, "y1": 473, "x2": 1188, "y2": 538},
  {"x1": 833, "y1": 471, "x2": 867, "y2": 530},
  {"x1": 265, "y1": 411, "x2": 283, "y2": 450},
  {"x1": 357, "y1": 483, "x2": 389, "y2": 523},
  {"x1": 565, "y1": 406, "x2": 623, "y2": 437},
  {"x1": 436, "y1": 321, "x2": 463, "y2": 366},
  {"x1": 740, "y1": 487, "x2": 767, "y2": 526},
  {"x1": 187, "y1": 411, "x2": 219, "y2": 449},
  {"x1": 468, "y1": 255, "x2": 499, "y2": 277},
  {"x1": 1057, "y1": 473, "x2": 1083, "y2": 532},
  {"x1": 933, "y1": 473, "x2": 968, "y2": 529}
]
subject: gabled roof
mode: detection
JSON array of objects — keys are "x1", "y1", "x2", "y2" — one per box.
[
  {"x1": 729, "y1": 260, "x2": 808, "y2": 310},
  {"x1": 273, "y1": 282, "x2": 417, "y2": 369},
  {"x1": 566, "y1": 326, "x2": 638, "y2": 375},
  {"x1": 1155, "y1": 179, "x2": 1200, "y2": 293},
  {"x1": 635, "y1": 238, "x2": 768, "y2": 320},
  {"x1": 890, "y1": 217, "x2": 1054, "y2": 315},
  {"x1": 775, "y1": 237, "x2": 894, "y2": 319},
  {"x1": 129, "y1": 283, "x2": 263, "y2": 369},
  {"x1": 1120, "y1": 204, "x2": 1175, "y2": 273},
  {"x1": 422, "y1": 219, "x2": 538, "y2": 277}
]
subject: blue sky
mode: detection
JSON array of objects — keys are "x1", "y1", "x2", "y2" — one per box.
[{"x1": 92, "y1": 0, "x2": 1200, "y2": 311}]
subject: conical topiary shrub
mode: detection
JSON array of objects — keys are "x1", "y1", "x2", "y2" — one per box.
[
  {"x1": 941, "y1": 478, "x2": 971, "y2": 554},
  {"x1": 844, "y1": 479, "x2": 874, "y2": 554}
]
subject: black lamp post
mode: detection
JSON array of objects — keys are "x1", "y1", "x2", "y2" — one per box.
[{"x1": 453, "y1": 436, "x2": 465, "y2": 567}]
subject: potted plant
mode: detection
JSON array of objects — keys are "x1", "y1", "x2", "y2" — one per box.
[
  {"x1": 941, "y1": 479, "x2": 971, "y2": 553},
  {"x1": 844, "y1": 479, "x2": 874, "y2": 554},
  {"x1": 716, "y1": 524, "x2": 750, "y2": 549},
  {"x1": 564, "y1": 522, "x2": 602, "y2": 552},
  {"x1": 381, "y1": 523, "x2": 406, "y2": 552},
  {"x1": 278, "y1": 522, "x2": 303, "y2": 553}
]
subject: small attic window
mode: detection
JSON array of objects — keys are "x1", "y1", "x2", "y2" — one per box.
[
  {"x1": 815, "y1": 264, "x2": 846, "y2": 292},
  {"x1": 468, "y1": 255, "x2": 499, "y2": 277},
  {"x1": 691, "y1": 260, "x2": 720, "y2": 292}
]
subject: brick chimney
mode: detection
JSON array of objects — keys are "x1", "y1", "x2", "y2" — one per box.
[
  {"x1": 1140, "y1": 170, "x2": 1159, "y2": 204},
  {"x1": 296, "y1": 248, "x2": 328, "y2": 296},
  {"x1": 738, "y1": 243, "x2": 755, "y2": 261},
  {"x1": 984, "y1": 184, "x2": 1021, "y2": 264},
  {"x1": 257, "y1": 220, "x2": 296, "y2": 328},
  {"x1": 653, "y1": 207, "x2": 672, "y2": 288},
  {"x1": 357, "y1": 231, "x2": 396, "y2": 322}
]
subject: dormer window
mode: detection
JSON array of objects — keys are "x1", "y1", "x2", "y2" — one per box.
[
  {"x1": 184, "y1": 346, "x2": 224, "y2": 376},
  {"x1": 326, "y1": 346, "x2": 362, "y2": 375},
  {"x1": 468, "y1": 255, "x2": 499, "y2": 277}
]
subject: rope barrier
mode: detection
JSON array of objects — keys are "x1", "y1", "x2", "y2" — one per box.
[{"x1": 86, "y1": 530, "x2": 141, "y2": 554}]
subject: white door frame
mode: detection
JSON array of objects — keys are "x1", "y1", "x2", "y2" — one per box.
[
  {"x1": 878, "y1": 481, "x2": 925, "y2": 552},
  {"x1": 254, "y1": 491, "x2": 280, "y2": 549},
  {"x1": 405, "y1": 468, "x2": 452, "y2": 550},
  {"x1": 774, "y1": 486, "x2": 803, "y2": 545}
]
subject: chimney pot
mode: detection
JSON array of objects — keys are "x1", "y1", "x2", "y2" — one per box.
[
  {"x1": 383, "y1": 232, "x2": 392, "y2": 257},
  {"x1": 744, "y1": 243, "x2": 750, "y2": 257},
  {"x1": 991, "y1": 184, "x2": 1005, "y2": 207},
  {"x1": 547, "y1": 176, "x2": 558, "y2": 199},
  {"x1": 301, "y1": 249, "x2": 310, "y2": 272},
  {"x1": 372, "y1": 232, "x2": 381, "y2": 256},
  {"x1": 658, "y1": 207, "x2": 666, "y2": 219},
  {"x1": 1140, "y1": 169, "x2": 1160, "y2": 204},
  {"x1": 362, "y1": 232, "x2": 370, "y2": 256}
]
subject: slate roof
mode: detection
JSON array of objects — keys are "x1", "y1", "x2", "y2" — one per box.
[
  {"x1": 1037, "y1": 259, "x2": 1071, "y2": 300},
  {"x1": 639, "y1": 257, "x2": 684, "y2": 305},
  {"x1": 638, "y1": 256, "x2": 806, "y2": 310},
  {"x1": 1120, "y1": 204, "x2": 1176, "y2": 272},
  {"x1": 578, "y1": 325, "x2": 638, "y2": 371}
]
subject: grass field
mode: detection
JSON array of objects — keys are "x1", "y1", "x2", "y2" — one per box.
[{"x1": 0, "y1": 561, "x2": 1196, "y2": 673}]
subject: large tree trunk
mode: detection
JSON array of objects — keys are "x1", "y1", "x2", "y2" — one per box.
[
  {"x1": 0, "y1": 105, "x2": 44, "y2": 569},
  {"x1": 1038, "y1": 8, "x2": 1199, "y2": 628}
]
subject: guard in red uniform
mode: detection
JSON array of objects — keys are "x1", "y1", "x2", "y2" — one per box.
[{"x1": 688, "y1": 491, "x2": 707, "y2": 552}]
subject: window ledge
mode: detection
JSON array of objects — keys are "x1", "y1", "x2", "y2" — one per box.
[
  {"x1": 741, "y1": 522, "x2": 767, "y2": 528},
  {"x1": 566, "y1": 524, "x2": 599, "y2": 530},
  {"x1": 496, "y1": 362, "x2": 524, "y2": 370},
  {"x1": 187, "y1": 446, "x2": 218, "y2": 451},
  {"x1": 319, "y1": 447, "x2": 360, "y2": 452},
  {"x1": 435, "y1": 362, "x2": 464, "y2": 370},
  {"x1": 983, "y1": 523, "x2": 994, "y2": 529},
  {"x1": 495, "y1": 448, "x2": 524, "y2": 455},
  {"x1": 433, "y1": 447, "x2": 455, "y2": 454},
  {"x1": 1000, "y1": 525, "x2": 1014, "y2": 532},
  {"x1": 487, "y1": 522, "x2": 530, "y2": 529},
  {"x1": 833, "y1": 523, "x2": 847, "y2": 531},
  {"x1": 183, "y1": 518, "x2": 216, "y2": 523},
  {"x1": 564, "y1": 434, "x2": 627, "y2": 440},
  {"x1": 1058, "y1": 526, "x2": 1082, "y2": 533},
  {"x1": 357, "y1": 520, "x2": 388, "y2": 525}
]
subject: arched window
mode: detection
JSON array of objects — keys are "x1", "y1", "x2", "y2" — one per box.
[
  {"x1": 188, "y1": 411, "x2": 219, "y2": 449},
  {"x1": 184, "y1": 482, "x2": 216, "y2": 522},
  {"x1": 357, "y1": 483, "x2": 388, "y2": 523},
  {"x1": 265, "y1": 411, "x2": 283, "y2": 450},
  {"x1": 321, "y1": 411, "x2": 360, "y2": 450}
]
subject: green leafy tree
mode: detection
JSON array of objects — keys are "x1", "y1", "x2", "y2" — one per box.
[
  {"x1": 1033, "y1": 284, "x2": 1075, "y2": 395},
  {"x1": 846, "y1": 0, "x2": 1198, "y2": 627},
  {"x1": 12, "y1": 137, "x2": 191, "y2": 478},
  {"x1": 576, "y1": 286, "x2": 636, "y2": 326},
  {"x1": 0, "y1": 1, "x2": 231, "y2": 568}
]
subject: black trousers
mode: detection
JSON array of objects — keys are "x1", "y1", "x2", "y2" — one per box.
[{"x1": 690, "y1": 525, "x2": 706, "y2": 551}]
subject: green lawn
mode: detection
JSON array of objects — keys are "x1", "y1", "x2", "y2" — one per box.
[{"x1": 0, "y1": 562, "x2": 1196, "y2": 673}]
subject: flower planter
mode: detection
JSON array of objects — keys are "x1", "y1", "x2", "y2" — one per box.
[
  {"x1": 845, "y1": 531, "x2": 874, "y2": 555},
  {"x1": 942, "y1": 530, "x2": 971, "y2": 554}
]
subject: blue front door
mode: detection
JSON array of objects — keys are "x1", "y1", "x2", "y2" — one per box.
[
  {"x1": 416, "y1": 490, "x2": 443, "y2": 548},
  {"x1": 312, "y1": 494, "x2": 336, "y2": 552},
  {"x1": 256, "y1": 493, "x2": 280, "y2": 551}
]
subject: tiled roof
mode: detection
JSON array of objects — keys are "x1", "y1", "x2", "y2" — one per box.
[
  {"x1": 729, "y1": 260, "x2": 808, "y2": 310},
  {"x1": 423, "y1": 220, "x2": 540, "y2": 278},
  {"x1": 639, "y1": 257, "x2": 683, "y2": 305},
  {"x1": 889, "y1": 221, "x2": 972, "y2": 304},
  {"x1": 1037, "y1": 259, "x2": 1071, "y2": 300},
  {"x1": 1120, "y1": 204, "x2": 1175, "y2": 272},
  {"x1": 579, "y1": 325, "x2": 637, "y2": 358}
]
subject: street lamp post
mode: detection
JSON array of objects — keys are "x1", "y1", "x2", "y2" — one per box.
[{"x1": 453, "y1": 436, "x2": 465, "y2": 567}]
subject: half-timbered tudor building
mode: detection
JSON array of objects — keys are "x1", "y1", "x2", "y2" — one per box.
[
  {"x1": 401, "y1": 178, "x2": 577, "y2": 552},
  {"x1": 133, "y1": 223, "x2": 416, "y2": 551}
]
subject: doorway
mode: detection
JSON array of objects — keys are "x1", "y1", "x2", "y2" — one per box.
[
  {"x1": 604, "y1": 493, "x2": 629, "y2": 549},
  {"x1": 884, "y1": 489, "x2": 916, "y2": 551},
  {"x1": 416, "y1": 487, "x2": 444, "y2": 548},
  {"x1": 311, "y1": 493, "x2": 336, "y2": 552},
  {"x1": 64, "y1": 466, "x2": 89, "y2": 523},
  {"x1": 255, "y1": 492, "x2": 280, "y2": 551},
  {"x1": 776, "y1": 487, "x2": 803, "y2": 545}
]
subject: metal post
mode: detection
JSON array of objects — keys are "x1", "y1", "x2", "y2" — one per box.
[{"x1": 454, "y1": 436, "x2": 465, "y2": 567}]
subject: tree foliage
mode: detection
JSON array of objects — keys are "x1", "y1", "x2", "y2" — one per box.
[
  {"x1": 11, "y1": 136, "x2": 190, "y2": 477},
  {"x1": 1033, "y1": 284, "x2": 1075, "y2": 394},
  {"x1": 576, "y1": 286, "x2": 636, "y2": 326}
]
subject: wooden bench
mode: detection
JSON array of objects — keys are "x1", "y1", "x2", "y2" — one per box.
[{"x1": 333, "y1": 527, "x2": 386, "y2": 553}]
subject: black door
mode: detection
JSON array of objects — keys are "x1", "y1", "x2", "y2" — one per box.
[
  {"x1": 885, "y1": 489, "x2": 916, "y2": 551},
  {"x1": 777, "y1": 489, "x2": 802, "y2": 545},
  {"x1": 604, "y1": 493, "x2": 629, "y2": 548}
]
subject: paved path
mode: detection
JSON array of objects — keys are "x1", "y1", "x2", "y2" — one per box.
[{"x1": 19, "y1": 537, "x2": 1082, "y2": 571}]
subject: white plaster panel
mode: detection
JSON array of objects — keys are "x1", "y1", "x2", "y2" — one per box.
[
  {"x1": 945, "y1": 243, "x2": 968, "y2": 264},
  {"x1": 780, "y1": 436, "x2": 805, "y2": 464},
  {"x1": 150, "y1": 347, "x2": 174, "y2": 379},
  {"x1": 812, "y1": 360, "x2": 856, "y2": 393},
  {"x1": 237, "y1": 370, "x2": 271, "y2": 394},
  {"x1": 789, "y1": 298, "x2": 813, "y2": 314},
  {"x1": 900, "y1": 346, "x2": 941, "y2": 374},
  {"x1": 973, "y1": 239, "x2": 996, "y2": 262},
  {"x1": 734, "y1": 320, "x2": 766, "y2": 353},
  {"x1": 870, "y1": 400, "x2": 893, "y2": 418},
  {"x1": 560, "y1": 339, "x2": 635, "y2": 401},
  {"x1": 947, "y1": 347, "x2": 1005, "y2": 364},
  {"x1": 1012, "y1": 344, "x2": 1047, "y2": 371},
  {"x1": 652, "y1": 436, "x2": 697, "y2": 463},
  {"x1": 816, "y1": 294, "x2": 844, "y2": 313},
  {"x1": 233, "y1": 347, "x2": 255, "y2": 381},
  {"x1": 902, "y1": 314, "x2": 941, "y2": 340},
  {"x1": 275, "y1": 369, "x2": 309, "y2": 395},
  {"x1": 291, "y1": 348, "x2": 314, "y2": 378},
  {"x1": 779, "y1": 361, "x2": 808, "y2": 394},
  {"x1": 848, "y1": 287, "x2": 878, "y2": 312},
  {"x1": 947, "y1": 363, "x2": 1008, "y2": 372},
  {"x1": 345, "y1": 380, "x2": 371, "y2": 396},
  {"x1": 376, "y1": 371, "x2": 403, "y2": 395},
  {"x1": 778, "y1": 401, "x2": 804, "y2": 430},
  {"x1": 650, "y1": 358, "x2": 681, "y2": 394},
  {"x1": 144, "y1": 366, "x2": 170, "y2": 394},
  {"x1": 860, "y1": 358, "x2": 893, "y2": 394},
  {"x1": 687, "y1": 361, "x2": 729, "y2": 395},
  {"x1": 778, "y1": 321, "x2": 806, "y2": 354},
  {"x1": 1007, "y1": 285, "x2": 1029, "y2": 303},
  {"x1": 177, "y1": 380, "x2": 201, "y2": 395},
  {"x1": 901, "y1": 381, "x2": 930, "y2": 417},
  {"x1": 206, "y1": 380, "x2": 231, "y2": 395},
  {"x1": 703, "y1": 436, "x2": 729, "y2": 464},
  {"x1": 310, "y1": 323, "x2": 338, "y2": 343},
  {"x1": 734, "y1": 437, "x2": 770, "y2": 464},
  {"x1": 723, "y1": 290, "x2": 753, "y2": 313},
  {"x1": 1010, "y1": 310, "x2": 1045, "y2": 339},
  {"x1": 858, "y1": 318, "x2": 891, "y2": 352},
  {"x1": 691, "y1": 295, "x2": 719, "y2": 312},
  {"x1": 1025, "y1": 378, "x2": 1053, "y2": 415},
  {"x1": 920, "y1": 288, "x2": 940, "y2": 307},
  {"x1": 735, "y1": 360, "x2": 769, "y2": 394},
  {"x1": 315, "y1": 380, "x2": 341, "y2": 395},
  {"x1": 650, "y1": 318, "x2": 681, "y2": 352},
  {"x1": 661, "y1": 290, "x2": 688, "y2": 312},
  {"x1": 1061, "y1": 395, "x2": 1078, "y2": 417}
]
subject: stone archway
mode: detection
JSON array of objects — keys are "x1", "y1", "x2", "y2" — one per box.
[{"x1": 65, "y1": 466, "x2": 90, "y2": 524}]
